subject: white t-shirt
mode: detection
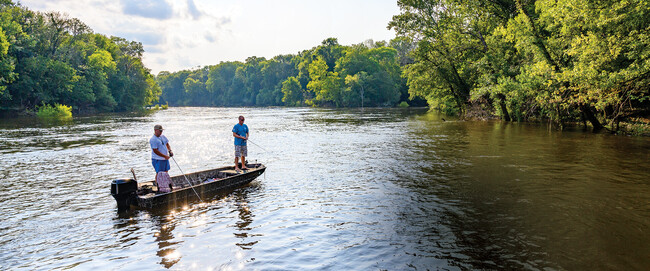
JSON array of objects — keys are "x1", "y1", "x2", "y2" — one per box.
[{"x1": 150, "y1": 134, "x2": 169, "y2": 160}]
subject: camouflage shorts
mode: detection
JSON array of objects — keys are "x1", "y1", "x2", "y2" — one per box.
[{"x1": 235, "y1": 145, "x2": 248, "y2": 157}]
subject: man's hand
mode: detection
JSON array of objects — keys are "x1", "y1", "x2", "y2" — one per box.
[{"x1": 169, "y1": 150, "x2": 174, "y2": 157}]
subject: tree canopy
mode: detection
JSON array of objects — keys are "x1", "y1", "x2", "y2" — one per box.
[
  {"x1": 0, "y1": 1, "x2": 159, "y2": 113},
  {"x1": 155, "y1": 38, "x2": 421, "y2": 108},
  {"x1": 389, "y1": 0, "x2": 650, "y2": 131}
]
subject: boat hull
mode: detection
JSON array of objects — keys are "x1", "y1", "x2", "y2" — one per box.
[{"x1": 112, "y1": 164, "x2": 265, "y2": 210}]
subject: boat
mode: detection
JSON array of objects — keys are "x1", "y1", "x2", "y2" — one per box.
[{"x1": 111, "y1": 163, "x2": 266, "y2": 210}]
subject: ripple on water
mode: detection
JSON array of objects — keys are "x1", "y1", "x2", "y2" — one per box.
[{"x1": 1, "y1": 107, "x2": 649, "y2": 270}]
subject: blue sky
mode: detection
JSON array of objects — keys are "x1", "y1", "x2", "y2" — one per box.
[{"x1": 19, "y1": 0, "x2": 401, "y2": 74}]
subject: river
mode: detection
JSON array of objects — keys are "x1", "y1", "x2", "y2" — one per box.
[{"x1": 1, "y1": 107, "x2": 648, "y2": 270}]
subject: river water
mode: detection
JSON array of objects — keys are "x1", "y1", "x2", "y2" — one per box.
[{"x1": 0, "y1": 107, "x2": 648, "y2": 270}]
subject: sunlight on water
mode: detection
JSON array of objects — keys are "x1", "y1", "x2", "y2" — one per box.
[
  {"x1": 166, "y1": 250, "x2": 181, "y2": 261},
  {"x1": 0, "y1": 107, "x2": 648, "y2": 270}
]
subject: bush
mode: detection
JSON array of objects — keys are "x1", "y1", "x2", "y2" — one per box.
[
  {"x1": 36, "y1": 103, "x2": 73, "y2": 118},
  {"x1": 162, "y1": 102, "x2": 169, "y2": 109},
  {"x1": 398, "y1": 101, "x2": 409, "y2": 107}
]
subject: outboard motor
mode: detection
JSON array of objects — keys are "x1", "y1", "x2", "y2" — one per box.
[{"x1": 111, "y1": 179, "x2": 137, "y2": 211}]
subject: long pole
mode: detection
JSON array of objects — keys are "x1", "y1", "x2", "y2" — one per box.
[
  {"x1": 246, "y1": 139, "x2": 268, "y2": 152},
  {"x1": 171, "y1": 157, "x2": 203, "y2": 202}
]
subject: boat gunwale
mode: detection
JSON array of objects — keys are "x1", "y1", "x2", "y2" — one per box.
[{"x1": 137, "y1": 164, "x2": 266, "y2": 199}]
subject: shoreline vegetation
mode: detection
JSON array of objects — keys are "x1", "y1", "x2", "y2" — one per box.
[
  {"x1": 35, "y1": 103, "x2": 71, "y2": 118},
  {"x1": 0, "y1": 1, "x2": 648, "y2": 136}
]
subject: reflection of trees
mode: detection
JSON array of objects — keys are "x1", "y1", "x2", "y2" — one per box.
[
  {"x1": 231, "y1": 188, "x2": 258, "y2": 250},
  {"x1": 304, "y1": 107, "x2": 429, "y2": 126}
]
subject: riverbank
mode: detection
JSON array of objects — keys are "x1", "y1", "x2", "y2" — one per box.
[{"x1": 3, "y1": 105, "x2": 649, "y2": 136}]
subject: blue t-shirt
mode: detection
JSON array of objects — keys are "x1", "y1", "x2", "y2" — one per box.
[
  {"x1": 232, "y1": 124, "x2": 249, "y2": 146},
  {"x1": 150, "y1": 134, "x2": 169, "y2": 160}
]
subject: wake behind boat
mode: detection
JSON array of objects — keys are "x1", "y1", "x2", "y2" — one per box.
[{"x1": 111, "y1": 163, "x2": 266, "y2": 210}]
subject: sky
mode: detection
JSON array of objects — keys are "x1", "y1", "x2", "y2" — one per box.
[{"x1": 19, "y1": 0, "x2": 401, "y2": 74}]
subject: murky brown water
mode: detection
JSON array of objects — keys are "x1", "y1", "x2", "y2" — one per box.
[{"x1": 1, "y1": 107, "x2": 648, "y2": 270}]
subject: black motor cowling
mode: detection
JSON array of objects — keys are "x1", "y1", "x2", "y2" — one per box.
[{"x1": 111, "y1": 179, "x2": 137, "y2": 211}]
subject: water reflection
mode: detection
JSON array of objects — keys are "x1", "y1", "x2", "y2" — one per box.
[
  {"x1": 231, "y1": 189, "x2": 257, "y2": 250},
  {"x1": 396, "y1": 118, "x2": 650, "y2": 269},
  {"x1": 108, "y1": 180, "x2": 262, "y2": 269},
  {"x1": 153, "y1": 213, "x2": 182, "y2": 268}
]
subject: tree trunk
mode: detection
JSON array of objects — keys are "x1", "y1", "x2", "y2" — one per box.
[
  {"x1": 580, "y1": 104, "x2": 604, "y2": 131},
  {"x1": 496, "y1": 94, "x2": 511, "y2": 121}
]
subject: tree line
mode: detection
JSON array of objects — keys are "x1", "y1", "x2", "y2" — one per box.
[
  {"x1": 389, "y1": 0, "x2": 649, "y2": 131},
  {"x1": 156, "y1": 37, "x2": 425, "y2": 108},
  {"x1": 0, "y1": 1, "x2": 160, "y2": 114},
  {"x1": 2, "y1": 0, "x2": 647, "y2": 134}
]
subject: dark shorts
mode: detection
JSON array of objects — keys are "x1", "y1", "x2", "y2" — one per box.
[{"x1": 152, "y1": 159, "x2": 170, "y2": 173}]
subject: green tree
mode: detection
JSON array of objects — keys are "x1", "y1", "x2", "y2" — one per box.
[
  {"x1": 0, "y1": 25, "x2": 13, "y2": 96},
  {"x1": 281, "y1": 76, "x2": 303, "y2": 106},
  {"x1": 306, "y1": 57, "x2": 343, "y2": 106},
  {"x1": 344, "y1": 71, "x2": 368, "y2": 107},
  {"x1": 336, "y1": 44, "x2": 401, "y2": 107}
]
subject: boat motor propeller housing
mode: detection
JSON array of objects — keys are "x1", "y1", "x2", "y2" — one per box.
[{"x1": 111, "y1": 178, "x2": 137, "y2": 210}]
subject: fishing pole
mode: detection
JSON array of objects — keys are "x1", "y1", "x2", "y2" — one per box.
[
  {"x1": 246, "y1": 139, "x2": 268, "y2": 152},
  {"x1": 171, "y1": 156, "x2": 203, "y2": 202}
]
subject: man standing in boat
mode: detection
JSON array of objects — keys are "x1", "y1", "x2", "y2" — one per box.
[
  {"x1": 150, "y1": 124, "x2": 173, "y2": 183},
  {"x1": 232, "y1": 115, "x2": 249, "y2": 171}
]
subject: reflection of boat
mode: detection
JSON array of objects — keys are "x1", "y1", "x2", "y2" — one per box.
[{"x1": 111, "y1": 163, "x2": 265, "y2": 210}]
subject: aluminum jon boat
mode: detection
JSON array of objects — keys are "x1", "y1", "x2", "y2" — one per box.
[{"x1": 111, "y1": 163, "x2": 266, "y2": 210}]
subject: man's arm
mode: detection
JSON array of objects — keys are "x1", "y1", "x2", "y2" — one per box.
[
  {"x1": 153, "y1": 148, "x2": 170, "y2": 160},
  {"x1": 166, "y1": 143, "x2": 173, "y2": 157},
  {"x1": 233, "y1": 132, "x2": 246, "y2": 140}
]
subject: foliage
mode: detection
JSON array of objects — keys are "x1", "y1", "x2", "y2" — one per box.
[
  {"x1": 0, "y1": 1, "x2": 159, "y2": 113},
  {"x1": 156, "y1": 38, "x2": 410, "y2": 108},
  {"x1": 36, "y1": 103, "x2": 72, "y2": 117},
  {"x1": 389, "y1": 0, "x2": 650, "y2": 132},
  {"x1": 281, "y1": 76, "x2": 303, "y2": 106}
]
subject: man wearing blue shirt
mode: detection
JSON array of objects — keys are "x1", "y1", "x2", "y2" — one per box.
[
  {"x1": 150, "y1": 124, "x2": 173, "y2": 182},
  {"x1": 232, "y1": 115, "x2": 249, "y2": 171}
]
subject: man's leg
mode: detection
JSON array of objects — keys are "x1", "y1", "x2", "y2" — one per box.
[
  {"x1": 234, "y1": 145, "x2": 241, "y2": 171},
  {"x1": 241, "y1": 145, "x2": 249, "y2": 169},
  {"x1": 241, "y1": 155, "x2": 248, "y2": 169},
  {"x1": 153, "y1": 159, "x2": 159, "y2": 188}
]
